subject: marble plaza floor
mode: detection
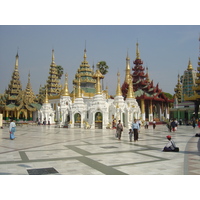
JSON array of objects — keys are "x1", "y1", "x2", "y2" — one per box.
[{"x1": 0, "y1": 123, "x2": 200, "y2": 175}]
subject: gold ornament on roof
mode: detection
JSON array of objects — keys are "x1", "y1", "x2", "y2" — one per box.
[{"x1": 92, "y1": 70, "x2": 104, "y2": 95}]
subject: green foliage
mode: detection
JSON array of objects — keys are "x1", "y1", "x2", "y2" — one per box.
[
  {"x1": 56, "y1": 65, "x2": 64, "y2": 79},
  {"x1": 96, "y1": 61, "x2": 109, "y2": 75},
  {"x1": 163, "y1": 92, "x2": 173, "y2": 100},
  {"x1": 96, "y1": 61, "x2": 109, "y2": 90}
]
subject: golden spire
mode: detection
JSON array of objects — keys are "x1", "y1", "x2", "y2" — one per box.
[
  {"x1": 127, "y1": 76, "x2": 135, "y2": 98},
  {"x1": 44, "y1": 86, "x2": 49, "y2": 103},
  {"x1": 15, "y1": 52, "x2": 19, "y2": 70},
  {"x1": 25, "y1": 72, "x2": 36, "y2": 103},
  {"x1": 84, "y1": 47, "x2": 87, "y2": 62},
  {"x1": 62, "y1": 73, "x2": 70, "y2": 96},
  {"x1": 72, "y1": 86, "x2": 76, "y2": 103},
  {"x1": 187, "y1": 58, "x2": 193, "y2": 70},
  {"x1": 146, "y1": 67, "x2": 151, "y2": 83},
  {"x1": 76, "y1": 75, "x2": 82, "y2": 98},
  {"x1": 51, "y1": 49, "x2": 55, "y2": 65},
  {"x1": 92, "y1": 70, "x2": 104, "y2": 95},
  {"x1": 136, "y1": 42, "x2": 140, "y2": 59},
  {"x1": 125, "y1": 51, "x2": 131, "y2": 83},
  {"x1": 116, "y1": 72, "x2": 122, "y2": 96}
]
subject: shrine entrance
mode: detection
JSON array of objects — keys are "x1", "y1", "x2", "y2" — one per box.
[
  {"x1": 95, "y1": 112, "x2": 102, "y2": 129},
  {"x1": 74, "y1": 113, "x2": 81, "y2": 128}
]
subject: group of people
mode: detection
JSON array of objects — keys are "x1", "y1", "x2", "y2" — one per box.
[
  {"x1": 7, "y1": 118, "x2": 179, "y2": 152},
  {"x1": 166, "y1": 119, "x2": 178, "y2": 132},
  {"x1": 115, "y1": 119, "x2": 179, "y2": 152},
  {"x1": 115, "y1": 119, "x2": 141, "y2": 142}
]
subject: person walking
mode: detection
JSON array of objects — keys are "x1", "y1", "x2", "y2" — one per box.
[
  {"x1": 129, "y1": 129, "x2": 133, "y2": 142},
  {"x1": 153, "y1": 120, "x2": 156, "y2": 129},
  {"x1": 116, "y1": 120, "x2": 123, "y2": 140},
  {"x1": 9, "y1": 119, "x2": 16, "y2": 140},
  {"x1": 171, "y1": 119, "x2": 177, "y2": 132},
  {"x1": 132, "y1": 119, "x2": 140, "y2": 142},
  {"x1": 144, "y1": 120, "x2": 149, "y2": 129}
]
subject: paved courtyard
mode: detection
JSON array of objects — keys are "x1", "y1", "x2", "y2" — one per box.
[{"x1": 0, "y1": 123, "x2": 200, "y2": 175}]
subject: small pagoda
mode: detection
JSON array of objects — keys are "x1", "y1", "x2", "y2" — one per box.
[
  {"x1": 185, "y1": 36, "x2": 200, "y2": 119},
  {"x1": 121, "y1": 43, "x2": 173, "y2": 122},
  {"x1": 0, "y1": 53, "x2": 41, "y2": 121},
  {"x1": 46, "y1": 49, "x2": 62, "y2": 97},
  {"x1": 73, "y1": 48, "x2": 96, "y2": 98}
]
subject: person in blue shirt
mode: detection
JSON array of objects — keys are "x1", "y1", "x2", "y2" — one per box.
[{"x1": 132, "y1": 119, "x2": 140, "y2": 142}]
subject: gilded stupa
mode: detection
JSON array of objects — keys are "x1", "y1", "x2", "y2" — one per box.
[
  {"x1": 73, "y1": 48, "x2": 96, "y2": 97},
  {"x1": 174, "y1": 74, "x2": 182, "y2": 103},
  {"x1": 0, "y1": 52, "x2": 41, "y2": 121},
  {"x1": 46, "y1": 49, "x2": 62, "y2": 97},
  {"x1": 185, "y1": 36, "x2": 200, "y2": 118}
]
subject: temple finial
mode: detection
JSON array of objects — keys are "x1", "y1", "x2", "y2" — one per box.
[
  {"x1": 44, "y1": 86, "x2": 49, "y2": 103},
  {"x1": 127, "y1": 76, "x2": 135, "y2": 98},
  {"x1": 52, "y1": 49, "x2": 55, "y2": 64},
  {"x1": 187, "y1": 58, "x2": 193, "y2": 70},
  {"x1": 84, "y1": 41, "x2": 87, "y2": 61},
  {"x1": 136, "y1": 42, "x2": 140, "y2": 59},
  {"x1": 62, "y1": 73, "x2": 70, "y2": 96},
  {"x1": 116, "y1": 72, "x2": 122, "y2": 96},
  {"x1": 125, "y1": 51, "x2": 131, "y2": 83},
  {"x1": 15, "y1": 51, "x2": 19, "y2": 70},
  {"x1": 76, "y1": 75, "x2": 82, "y2": 98}
]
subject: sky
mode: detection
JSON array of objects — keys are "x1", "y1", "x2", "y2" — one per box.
[{"x1": 0, "y1": 25, "x2": 199, "y2": 96}]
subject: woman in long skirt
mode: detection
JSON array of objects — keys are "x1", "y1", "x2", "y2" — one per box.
[{"x1": 9, "y1": 119, "x2": 16, "y2": 140}]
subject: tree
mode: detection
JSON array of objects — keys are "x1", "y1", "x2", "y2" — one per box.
[
  {"x1": 56, "y1": 65, "x2": 64, "y2": 79},
  {"x1": 96, "y1": 61, "x2": 109, "y2": 90},
  {"x1": 163, "y1": 92, "x2": 173, "y2": 100}
]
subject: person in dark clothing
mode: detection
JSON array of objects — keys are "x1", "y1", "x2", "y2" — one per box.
[{"x1": 171, "y1": 120, "x2": 177, "y2": 132}]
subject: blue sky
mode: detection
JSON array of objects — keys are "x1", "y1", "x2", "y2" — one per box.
[
  {"x1": 0, "y1": 25, "x2": 199, "y2": 96},
  {"x1": 0, "y1": 1, "x2": 200, "y2": 97}
]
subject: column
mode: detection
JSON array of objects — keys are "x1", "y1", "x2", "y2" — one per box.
[
  {"x1": 141, "y1": 99, "x2": 145, "y2": 121},
  {"x1": 149, "y1": 100, "x2": 153, "y2": 122}
]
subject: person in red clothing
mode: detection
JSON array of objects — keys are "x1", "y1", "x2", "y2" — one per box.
[{"x1": 198, "y1": 119, "x2": 200, "y2": 128}]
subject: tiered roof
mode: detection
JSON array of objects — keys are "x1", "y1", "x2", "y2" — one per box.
[
  {"x1": 122, "y1": 43, "x2": 173, "y2": 103},
  {"x1": 73, "y1": 48, "x2": 96, "y2": 96},
  {"x1": 0, "y1": 53, "x2": 41, "y2": 114},
  {"x1": 46, "y1": 49, "x2": 62, "y2": 96}
]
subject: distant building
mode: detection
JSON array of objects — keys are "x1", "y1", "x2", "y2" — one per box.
[
  {"x1": 172, "y1": 38, "x2": 199, "y2": 122},
  {"x1": 0, "y1": 53, "x2": 41, "y2": 121},
  {"x1": 121, "y1": 43, "x2": 173, "y2": 122},
  {"x1": 184, "y1": 36, "x2": 200, "y2": 119}
]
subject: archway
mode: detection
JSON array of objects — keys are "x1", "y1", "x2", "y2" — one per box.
[
  {"x1": 74, "y1": 113, "x2": 81, "y2": 128},
  {"x1": 95, "y1": 112, "x2": 102, "y2": 129}
]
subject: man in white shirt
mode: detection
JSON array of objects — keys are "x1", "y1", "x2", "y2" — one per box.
[{"x1": 163, "y1": 135, "x2": 179, "y2": 152}]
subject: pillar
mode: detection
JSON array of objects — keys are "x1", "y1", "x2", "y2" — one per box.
[
  {"x1": 149, "y1": 100, "x2": 153, "y2": 122},
  {"x1": 5, "y1": 110, "x2": 8, "y2": 120},
  {"x1": 141, "y1": 99, "x2": 145, "y2": 121}
]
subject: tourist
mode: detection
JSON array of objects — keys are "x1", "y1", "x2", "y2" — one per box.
[
  {"x1": 132, "y1": 119, "x2": 140, "y2": 142},
  {"x1": 192, "y1": 118, "x2": 196, "y2": 129},
  {"x1": 129, "y1": 129, "x2": 133, "y2": 142},
  {"x1": 112, "y1": 118, "x2": 116, "y2": 129},
  {"x1": 48, "y1": 118, "x2": 50, "y2": 125},
  {"x1": 9, "y1": 119, "x2": 16, "y2": 140},
  {"x1": 116, "y1": 120, "x2": 123, "y2": 140},
  {"x1": 166, "y1": 120, "x2": 172, "y2": 132},
  {"x1": 144, "y1": 120, "x2": 149, "y2": 129},
  {"x1": 171, "y1": 119, "x2": 177, "y2": 132},
  {"x1": 153, "y1": 120, "x2": 156, "y2": 129},
  {"x1": 198, "y1": 119, "x2": 200, "y2": 128},
  {"x1": 163, "y1": 135, "x2": 179, "y2": 152}
]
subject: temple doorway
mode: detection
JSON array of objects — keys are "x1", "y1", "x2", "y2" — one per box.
[
  {"x1": 74, "y1": 113, "x2": 81, "y2": 128},
  {"x1": 95, "y1": 112, "x2": 102, "y2": 129}
]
